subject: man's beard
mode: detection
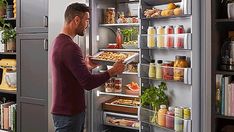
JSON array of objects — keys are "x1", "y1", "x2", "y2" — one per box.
[{"x1": 77, "y1": 24, "x2": 85, "y2": 36}]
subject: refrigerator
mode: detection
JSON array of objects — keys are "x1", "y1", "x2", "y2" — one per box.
[{"x1": 85, "y1": 0, "x2": 201, "y2": 132}]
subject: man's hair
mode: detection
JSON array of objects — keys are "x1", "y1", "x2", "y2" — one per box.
[{"x1": 64, "y1": 3, "x2": 89, "y2": 23}]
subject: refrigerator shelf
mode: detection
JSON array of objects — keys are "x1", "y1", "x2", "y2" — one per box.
[
  {"x1": 99, "y1": 23, "x2": 140, "y2": 27},
  {"x1": 139, "y1": 64, "x2": 192, "y2": 85},
  {"x1": 97, "y1": 91, "x2": 139, "y2": 98},
  {"x1": 100, "y1": 49, "x2": 140, "y2": 52},
  {"x1": 139, "y1": 33, "x2": 192, "y2": 50},
  {"x1": 99, "y1": 70, "x2": 138, "y2": 75}
]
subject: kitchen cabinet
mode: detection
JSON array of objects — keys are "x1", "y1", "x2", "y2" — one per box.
[
  {"x1": 16, "y1": 33, "x2": 48, "y2": 132},
  {"x1": 16, "y1": 0, "x2": 48, "y2": 33}
]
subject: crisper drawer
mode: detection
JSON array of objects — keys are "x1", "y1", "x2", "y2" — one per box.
[
  {"x1": 103, "y1": 111, "x2": 140, "y2": 130},
  {"x1": 102, "y1": 97, "x2": 139, "y2": 115}
]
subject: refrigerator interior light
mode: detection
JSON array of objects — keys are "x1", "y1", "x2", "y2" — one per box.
[
  {"x1": 97, "y1": 90, "x2": 100, "y2": 97},
  {"x1": 97, "y1": 35, "x2": 100, "y2": 41}
]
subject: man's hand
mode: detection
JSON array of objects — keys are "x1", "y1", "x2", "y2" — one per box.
[
  {"x1": 107, "y1": 60, "x2": 125, "y2": 76},
  {"x1": 85, "y1": 56, "x2": 99, "y2": 70}
]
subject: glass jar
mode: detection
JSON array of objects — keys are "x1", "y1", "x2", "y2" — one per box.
[
  {"x1": 162, "y1": 61, "x2": 174, "y2": 80},
  {"x1": 104, "y1": 8, "x2": 115, "y2": 24},
  {"x1": 173, "y1": 56, "x2": 188, "y2": 81}
]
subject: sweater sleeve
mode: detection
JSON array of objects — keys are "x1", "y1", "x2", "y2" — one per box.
[{"x1": 63, "y1": 44, "x2": 110, "y2": 91}]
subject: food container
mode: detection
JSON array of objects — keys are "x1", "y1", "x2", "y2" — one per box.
[
  {"x1": 104, "y1": 8, "x2": 115, "y2": 24},
  {"x1": 174, "y1": 56, "x2": 188, "y2": 81},
  {"x1": 162, "y1": 61, "x2": 174, "y2": 80},
  {"x1": 114, "y1": 78, "x2": 122, "y2": 93},
  {"x1": 91, "y1": 51, "x2": 139, "y2": 65},
  {"x1": 102, "y1": 97, "x2": 139, "y2": 114}
]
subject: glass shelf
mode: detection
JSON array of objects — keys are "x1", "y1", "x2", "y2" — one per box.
[
  {"x1": 140, "y1": 33, "x2": 192, "y2": 50},
  {"x1": 97, "y1": 91, "x2": 139, "y2": 98},
  {"x1": 99, "y1": 23, "x2": 140, "y2": 27},
  {"x1": 100, "y1": 49, "x2": 140, "y2": 52},
  {"x1": 139, "y1": 64, "x2": 192, "y2": 85},
  {"x1": 140, "y1": 107, "x2": 192, "y2": 132}
]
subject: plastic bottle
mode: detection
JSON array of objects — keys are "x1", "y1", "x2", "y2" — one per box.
[
  {"x1": 156, "y1": 60, "x2": 163, "y2": 79},
  {"x1": 147, "y1": 26, "x2": 156, "y2": 48},
  {"x1": 116, "y1": 28, "x2": 123, "y2": 48},
  {"x1": 148, "y1": 59, "x2": 156, "y2": 78},
  {"x1": 166, "y1": 106, "x2": 174, "y2": 129},
  {"x1": 158, "y1": 105, "x2": 167, "y2": 127}
]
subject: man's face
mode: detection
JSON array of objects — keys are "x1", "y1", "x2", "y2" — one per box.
[{"x1": 76, "y1": 12, "x2": 89, "y2": 36}]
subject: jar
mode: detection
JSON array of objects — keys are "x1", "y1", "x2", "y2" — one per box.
[
  {"x1": 147, "y1": 27, "x2": 156, "y2": 48},
  {"x1": 174, "y1": 25, "x2": 185, "y2": 48},
  {"x1": 162, "y1": 61, "x2": 174, "y2": 80},
  {"x1": 104, "y1": 8, "x2": 115, "y2": 24},
  {"x1": 174, "y1": 107, "x2": 183, "y2": 132},
  {"x1": 148, "y1": 59, "x2": 156, "y2": 78},
  {"x1": 158, "y1": 105, "x2": 167, "y2": 127},
  {"x1": 156, "y1": 26, "x2": 164, "y2": 48},
  {"x1": 114, "y1": 78, "x2": 122, "y2": 93},
  {"x1": 166, "y1": 107, "x2": 174, "y2": 129},
  {"x1": 165, "y1": 25, "x2": 174, "y2": 48},
  {"x1": 173, "y1": 56, "x2": 188, "y2": 81},
  {"x1": 105, "y1": 79, "x2": 114, "y2": 93},
  {"x1": 156, "y1": 60, "x2": 163, "y2": 79}
]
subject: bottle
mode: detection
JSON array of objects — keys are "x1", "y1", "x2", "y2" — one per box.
[
  {"x1": 174, "y1": 25, "x2": 185, "y2": 48},
  {"x1": 147, "y1": 26, "x2": 156, "y2": 48},
  {"x1": 116, "y1": 28, "x2": 123, "y2": 48},
  {"x1": 166, "y1": 107, "x2": 174, "y2": 129},
  {"x1": 156, "y1": 60, "x2": 163, "y2": 79},
  {"x1": 165, "y1": 25, "x2": 174, "y2": 48},
  {"x1": 174, "y1": 107, "x2": 183, "y2": 131},
  {"x1": 158, "y1": 105, "x2": 167, "y2": 127},
  {"x1": 174, "y1": 56, "x2": 188, "y2": 81},
  {"x1": 157, "y1": 26, "x2": 165, "y2": 48},
  {"x1": 148, "y1": 59, "x2": 156, "y2": 78}
]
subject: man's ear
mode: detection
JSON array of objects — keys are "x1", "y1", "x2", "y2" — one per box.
[{"x1": 74, "y1": 16, "x2": 81, "y2": 24}]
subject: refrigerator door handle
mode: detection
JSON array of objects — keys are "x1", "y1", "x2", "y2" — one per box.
[{"x1": 43, "y1": 16, "x2": 48, "y2": 27}]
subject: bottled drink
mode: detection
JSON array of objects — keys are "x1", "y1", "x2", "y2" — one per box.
[
  {"x1": 116, "y1": 28, "x2": 123, "y2": 48},
  {"x1": 147, "y1": 27, "x2": 156, "y2": 48},
  {"x1": 158, "y1": 105, "x2": 167, "y2": 127},
  {"x1": 148, "y1": 59, "x2": 156, "y2": 78}
]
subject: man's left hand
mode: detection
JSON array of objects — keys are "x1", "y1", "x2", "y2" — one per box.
[{"x1": 85, "y1": 56, "x2": 99, "y2": 70}]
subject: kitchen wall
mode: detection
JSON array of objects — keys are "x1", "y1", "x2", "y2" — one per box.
[{"x1": 48, "y1": 0, "x2": 86, "y2": 131}]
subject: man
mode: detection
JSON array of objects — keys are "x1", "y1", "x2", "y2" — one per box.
[{"x1": 49, "y1": 3, "x2": 125, "y2": 132}]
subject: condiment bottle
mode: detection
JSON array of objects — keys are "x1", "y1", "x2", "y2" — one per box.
[
  {"x1": 148, "y1": 59, "x2": 156, "y2": 78},
  {"x1": 156, "y1": 60, "x2": 163, "y2": 80},
  {"x1": 174, "y1": 107, "x2": 183, "y2": 131},
  {"x1": 116, "y1": 28, "x2": 123, "y2": 48},
  {"x1": 166, "y1": 106, "x2": 174, "y2": 129},
  {"x1": 147, "y1": 26, "x2": 156, "y2": 48},
  {"x1": 173, "y1": 56, "x2": 188, "y2": 81},
  {"x1": 158, "y1": 105, "x2": 167, "y2": 127}
]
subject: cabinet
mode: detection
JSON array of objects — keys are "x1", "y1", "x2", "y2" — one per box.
[
  {"x1": 16, "y1": 33, "x2": 48, "y2": 132},
  {"x1": 16, "y1": 0, "x2": 48, "y2": 33}
]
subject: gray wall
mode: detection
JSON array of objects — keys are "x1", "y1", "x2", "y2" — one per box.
[{"x1": 48, "y1": 0, "x2": 85, "y2": 131}]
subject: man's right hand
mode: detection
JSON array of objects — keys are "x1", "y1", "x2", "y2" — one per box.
[{"x1": 107, "y1": 60, "x2": 125, "y2": 77}]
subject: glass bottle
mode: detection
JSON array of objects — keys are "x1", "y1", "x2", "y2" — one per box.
[
  {"x1": 116, "y1": 28, "x2": 123, "y2": 48},
  {"x1": 156, "y1": 60, "x2": 163, "y2": 79}
]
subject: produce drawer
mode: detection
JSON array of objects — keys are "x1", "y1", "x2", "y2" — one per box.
[
  {"x1": 103, "y1": 111, "x2": 140, "y2": 130},
  {"x1": 102, "y1": 97, "x2": 139, "y2": 115}
]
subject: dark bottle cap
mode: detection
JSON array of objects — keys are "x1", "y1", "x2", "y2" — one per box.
[
  {"x1": 157, "y1": 60, "x2": 163, "y2": 64},
  {"x1": 150, "y1": 59, "x2": 155, "y2": 63},
  {"x1": 175, "y1": 56, "x2": 186, "y2": 60}
]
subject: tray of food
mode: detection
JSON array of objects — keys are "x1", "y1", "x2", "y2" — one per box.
[
  {"x1": 102, "y1": 97, "x2": 140, "y2": 115},
  {"x1": 91, "y1": 51, "x2": 139, "y2": 65}
]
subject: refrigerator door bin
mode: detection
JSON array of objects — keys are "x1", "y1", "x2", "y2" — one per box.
[
  {"x1": 140, "y1": 33, "x2": 192, "y2": 50},
  {"x1": 102, "y1": 96, "x2": 139, "y2": 115},
  {"x1": 139, "y1": 64, "x2": 192, "y2": 85}
]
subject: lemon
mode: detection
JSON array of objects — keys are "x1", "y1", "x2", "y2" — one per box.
[{"x1": 167, "y1": 3, "x2": 177, "y2": 10}]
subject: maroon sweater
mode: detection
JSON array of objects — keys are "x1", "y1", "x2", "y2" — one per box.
[{"x1": 50, "y1": 34, "x2": 110, "y2": 116}]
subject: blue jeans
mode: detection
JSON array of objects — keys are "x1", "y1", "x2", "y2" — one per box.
[{"x1": 52, "y1": 112, "x2": 85, "y2": 132}]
